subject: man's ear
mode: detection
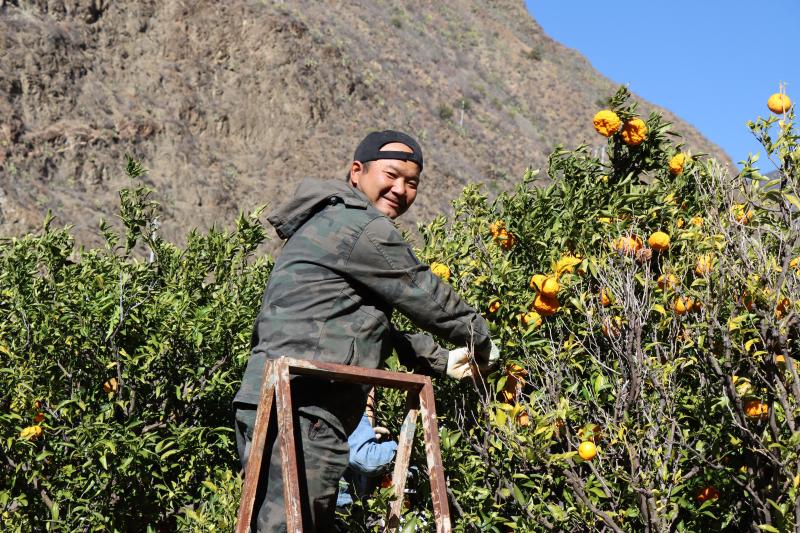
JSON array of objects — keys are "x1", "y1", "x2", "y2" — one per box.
[{"x1": 349, "y1": 161, "x2": 363, "y2": 188}]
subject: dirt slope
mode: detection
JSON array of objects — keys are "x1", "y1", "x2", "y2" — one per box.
[{"x1": 0, "y1": 0, "x2": 733, "y2": 244}]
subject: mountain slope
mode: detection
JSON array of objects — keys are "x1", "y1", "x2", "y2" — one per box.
[{"x1": 0, "y1": 0, "x2": 733, "y2": 244}]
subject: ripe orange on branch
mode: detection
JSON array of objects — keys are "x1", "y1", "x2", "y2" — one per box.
[
  {"x1": 578, "y1": 441, "x2": 597, "y2": 460},
  {"x1": 648, "y1": 231, "x2": 670, "y2": 252},
  {"x1": 599, "y1": 287, "x2": 612, "y2": 307},
  {"x1": 673, "y1": 297, "x2": 693, "y2": 316},
  {"x1": 430, "y1": 262, "x2": 451, "y2": 281},
  {"x1": 695, "y1": 486, "x2": 720, "y2": 503},
  {"x1": 657, "y1": 273, "x2": 679, "y2": 290},
  {"x1": 530, "y1": 274, "x2": 547, "y2": 291},
  {"x1": 592, "y1": 110, "x2": 622, "y2": 137},
  {"x1": 554, "y1": 253, "x2": 582, "y2": 277},
  {"x1": 602, "y1": 316, "x2": 623, "y2": 337},
  {"x1": 767, "y1": 93, "x2": 792, "y2": 114},
  {"x1": 668, "y1": 153, "x2": 687, "y2": 176},
  {"x1": 20, "y1": 425, "x2": 43, "y2": 441},
  {"x1": 540, "y1": 277, "x2": 559, "y2": 298},
  {"x1": 612, "y1": 235, "x2": 643, "y2": 255},
  {"x1": 532, "y1": 293, "x2": 560, "y2": 316},
  {"x1": 744, "y1": 399, "x2": 769, "y2": 420},
  {"x1": 103, "y1": 377, "x2": 119, "y2": 394},
  {"x1": 620, "y1": 118, "x2": 648, "y2": 146},
  {"x1": 695, "y1": 254, "x2": 714, "y2": 276}
]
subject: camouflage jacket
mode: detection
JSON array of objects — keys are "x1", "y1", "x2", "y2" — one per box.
[{"x1": 234, "y1": 178, "x2": 491, "y2": 430}]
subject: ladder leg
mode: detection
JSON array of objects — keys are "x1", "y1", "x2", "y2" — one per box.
[
  {"x1": 236, "y1": 360, "x2": 276, "y2": 533},
  {"x1": 386, "y1": 392, "x2": 420, "y2": 530},
  {"x1": 274, "y1": 357, "x2": 304, "y2": 532},
  {"x1": 420, "y1": 379, "x2": 452, "y2": 532}
]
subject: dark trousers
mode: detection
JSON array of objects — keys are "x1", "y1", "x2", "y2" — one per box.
[{"x1": 234, "y1": 403, "x2": 349, "y2": 532}]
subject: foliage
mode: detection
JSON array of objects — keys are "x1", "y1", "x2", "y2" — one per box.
[
  {"x1": 0, "y1": 158, "x2": 271, "y2": 531},
  {"x1": 2, "y1": 86, "x2": 799, "y2": 532},
  {"x1": 386, "y1": 86, "x2": 799, "y2": 532}
]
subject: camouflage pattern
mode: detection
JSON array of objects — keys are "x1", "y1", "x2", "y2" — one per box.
[
  {"x1": 234, "y1": 178, "x2": 492, "y2": 425},
  {"x1": 233, "y1": 177, "x2": 491, "y2": 530},
  {"x1": 235, "y1": 405, "x2": 349, "y2": 532}
]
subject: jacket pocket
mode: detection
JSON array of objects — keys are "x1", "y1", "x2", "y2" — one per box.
[{"x1": 343, "y1": 338, "x2": 356, "y2": 366}]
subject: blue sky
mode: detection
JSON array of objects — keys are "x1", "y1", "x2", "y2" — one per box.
[{"x1": 525, "y1": 1, "x2": 799, "y2": 168}]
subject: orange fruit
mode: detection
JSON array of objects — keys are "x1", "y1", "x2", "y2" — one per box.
[
  {"x1": 612, "y1": 235, "x2": 643, "y2": 255},
  {"x1": 602, "y1": 316, "x2": 623, "y2": 337},
  {"x1": 532, "y1": 293, "x2": 560, "y2": 316},
  {"x1": 695, "y1": 254, "x2": 714, "y2": 276},
  {"x1": 541, "y1": 277, "x2": 559, "y2": 298},
  {"x1": 668, "y1": 153, "x2": 687, "y2": 176},
  {"x1": 695, "y1": 486, "x2": 720, "y2": 503},
  {"x1": 520, "y1": 311, "x2": 542, "y2": 329},
  {"x1": 657, "y1": 273, "x2": 679, "y2": 290},
  {"x1": 744, "y1": 399, "x2": 769, "y2": 420},
  {"x1": 103, "y1": 377, "x2": 119, "y2": 394},
  {"x1": 578, "y1": 441, "x2": 597, "y2": 460},
  {"x1": 488, "y1": 300, "x2": 501, "y2": 314},
  {"x1": 767, "y1": 93, "x2": 792, "y2": 114},
  {"x1": 620, "y1": 118, "x2": 647, "y2": 146},
  {"x1": 775, "y1": 297, "x2": 791, "y2": 318},
  {"x1": 673, "y1": 296, "x2": 692, "y2": 315},
  {"x1": 430, "y1": 262, "x2": 451, "y2": 281},
  {"x1": 732, "y1": 204, "x2": 753, "y2": 224},
  {"x1": 530, "y1": 273, "x2": 547, "y2": 291},
  {"x1": 33, "y1": 412, "x2": 45, "y2": 424},
  {"x1": 515, "y1": 410, "x2": 530, "y2": 427},
  {"x1": 489, "y1": 220, "x2": 505, "y2": 237},
  {"x1": 592, "y1": 110, "x2": 622, "y2": 137},
  {"x1": 20, "y1": 425, "x2": 43, "y2": 441},
  {"x1": 599, "y1": 287, "x2": 612, "y2": 307},
  {"x1": 495, "y1": 229, "x2": 516, "y2": 250},
  {"x1": 554, "y1": 253, "x2": 582, "y2": 277},
  {"x1": 648, "y1": 231, "x2": 670, "y2": 252},
  {"x1": 501, "y1": 364, "x2": 527, "y2": 402}
]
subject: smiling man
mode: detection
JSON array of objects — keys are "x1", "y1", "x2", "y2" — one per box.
[{"x1": 233, "y1": 130, "x2": 498, "y2": 532}]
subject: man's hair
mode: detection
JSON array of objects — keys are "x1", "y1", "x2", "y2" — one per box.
[{"x1": 344, "y1": 161, "x2": 371, "y2": 182}]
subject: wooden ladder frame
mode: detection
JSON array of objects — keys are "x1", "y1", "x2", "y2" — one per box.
[{"x1": 235, "y1": 356, "x2": 452, "y2": 532}]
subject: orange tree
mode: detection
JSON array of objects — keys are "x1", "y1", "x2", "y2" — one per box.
[
  {"x1": 0, "y1": 158, "x2": 270, "y2": 531},
  {"x1": 377, "y1": 86, "x2": 799, "y2": 532},
  {"x1": 2, "y1": 87, "x2": 798, "y2": 532}
]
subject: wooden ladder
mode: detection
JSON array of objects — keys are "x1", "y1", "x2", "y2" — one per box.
[{"x1": 235, "y1": 356, "x2": 452, "y2": 532}]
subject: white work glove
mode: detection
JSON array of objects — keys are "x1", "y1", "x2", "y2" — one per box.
[
  {"x1": 446, "y1": 340, "x2": 501, "y2": 380},
  {"x1": 373, "y1": 426, "x2": 391, "y2": 440},
  {"x1": 446, "y1": 347, "x2": 473, "y2": 380}
]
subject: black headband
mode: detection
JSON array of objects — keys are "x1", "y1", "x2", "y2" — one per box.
[{"x1": 353, "y1": 130, "x2": 423, "y2": 171}]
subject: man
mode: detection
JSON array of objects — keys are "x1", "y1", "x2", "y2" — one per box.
[{"x1": 233, "y1": 130, "x2": 498, "y2": 531}]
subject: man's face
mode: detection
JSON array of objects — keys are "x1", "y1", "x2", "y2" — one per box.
[{"x1": 349, "y1": 142, "x2": 420, "y2": 219}]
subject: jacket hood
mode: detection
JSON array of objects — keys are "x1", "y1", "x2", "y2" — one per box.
[{"x1": 267, "y1": 178, "x2": 371, "y2": 240}]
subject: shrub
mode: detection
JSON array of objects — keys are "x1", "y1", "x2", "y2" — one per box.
[{"x1": 0, "y1": 158, "x2": 271, "y2": 530}]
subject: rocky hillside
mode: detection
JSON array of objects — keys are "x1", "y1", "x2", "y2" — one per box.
[{"x1": 0, "y1": 0, "x2": 733, "y2": 245}]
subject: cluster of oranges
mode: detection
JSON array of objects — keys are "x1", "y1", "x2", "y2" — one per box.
[
  {"x1": 19, "y1": 400, "x2": 45, "y2": 441},
  {"x1": 489, "y1": 220, "x2": 516, "y2": 250},
  {"x1": 527, "y1": 253, "x2": 581, "y2": 319},
  {"x1": 592, "y1": 110, "x2": 648, "y2": 146},
  {"x1": 20, "y1": 379, "x2": 120, "y2": 442}
]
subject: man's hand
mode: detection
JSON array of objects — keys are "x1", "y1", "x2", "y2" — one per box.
[
  {"x1": 447, "y1": 340, "x2": 501, "y2": 380},
  {"x1": 446, "y1": 347, "x2": 473, "y2": 380}
]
